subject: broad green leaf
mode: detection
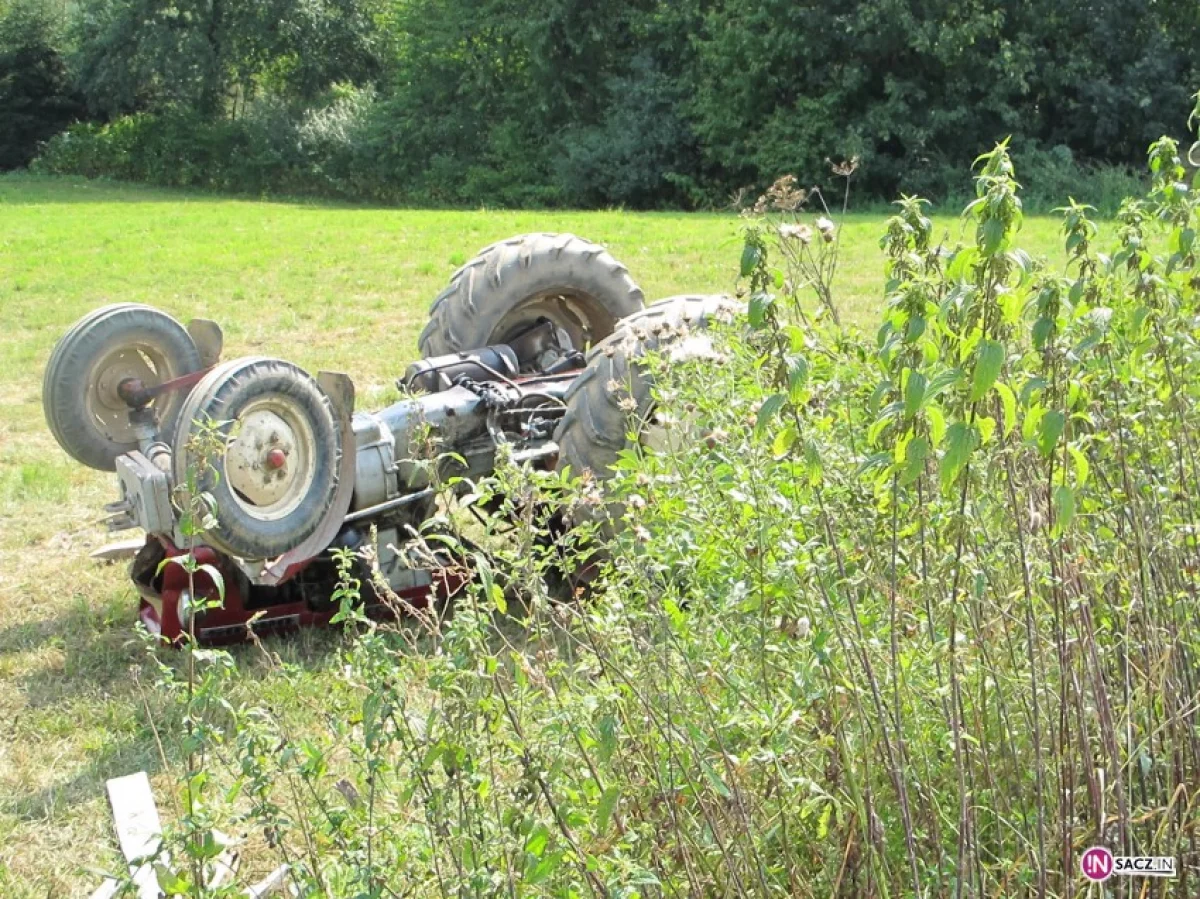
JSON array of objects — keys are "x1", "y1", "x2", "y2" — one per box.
[
  {"x1": 958, "y1": 328, "x2": 982, "y2": 365},
  {"x1": 970, "y1": 339, "x2": 1004, "y2": 402},
  {"x1": 867, "y1": 412, "x2": 893, "y2": 447},
  {"x1": 903, "y1": 370, "x2": 926, "y2": 418},
  {"x1": 1068, "y1": 445, "x2": 1090, "y2": 488},
  {"x1": 596, "y1": 786, "x2": 620, "y2": 834},
  {"x1": 787, "y1": 355, "x2": 809, "y2": 401},
  {"x1": 921, "y1": 338, "x2": 939, "y2": 364},
  {"x1": 857, "y1": 451, "x2": 892, "y2": 478},
  {"x1": 526, "y1": 850, "x2": 563, "y2": 884},
  {"x1": 980, "y1": 216, "x2": 1008, "y2": 255},
  {"x1": 1022, "y1": 403, "x2": 1045, "y2": 442},
  {"x1": 804, "y1": 439, "x2": 824, "y2": 485},
  {"x1": 525, "y1": 823, "x2": 550, "y2": 857},
  {"x1": 156, "y1": 865, "x2": 190, "y2": 894},
  {"x1": 906, "y1": 314, "x2": 926, "y2": 341},
  {"x1": 785, "y1": 324, "x2": 807, "y2": 352},
  {"x1": 1052, "y1": 484, "x2": 1076, "y2": 535},
  {"x1": 926, "y1": 404, "x2": 947, "y2": 445},
  {"x1": 926, "y1": 368, "x2": 963, "y2": 401},
  {"x1": 976, "y1": 415, "x2": 996, "y2": 445},
  {"x1": 772, "y1": 424, "x2": 798, "y2": 458},
  {"x1": 869, "y1": 379, "x2": 892, "y2": 415},
  {"x1": 755, "y1": 394, "x2": 787, "y2": 435},
  {"x1": 995, "y1": 382, "x2": 1017, "y2": 437},
  {"x1": 1037, "y1": 410, "x2": 1066, "y2": 457},
  {"x1": 1032, "y1": 317, "x2": 1054, "y2": 350},
  {"x1": 901, "y1": 435, "x2": 929, "y2": 486},
  {"x1": 940, "y1": 421, "x2": 977, "y2": 492},
  {"x1": 740, "y1": 241, "x2": 761, "y2": 278},
  {"x1": 748, "y1": 291, "x2": 775, "y2": 328},
  {"x1": 946, "y1": 247, "x2": 979, "y2": 281}
]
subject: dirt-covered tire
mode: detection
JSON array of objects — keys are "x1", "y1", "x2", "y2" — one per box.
[
  {"x1": 172, "y1": 358, "x2": 342, "y2": 560},
  {"x1": 418, "y1": 233, "x2": 645, "y2": 361},
  {"x1": 554, "y1": 294, "x2": 742, "y2": 483},
  {"x1": 43, "y1": 304, "x2": 203, "y2": 471}
]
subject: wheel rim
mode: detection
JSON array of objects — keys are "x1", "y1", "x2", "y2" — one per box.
[
  {"x1": 225, "y1": 396, "x2": 318, "y2": 522},
  {"x1": 83, "y1": 343, "x2": 176, "y2": 444},
  {"x1": 492, "y1": 291, "x2": 617, "y2": 366}
]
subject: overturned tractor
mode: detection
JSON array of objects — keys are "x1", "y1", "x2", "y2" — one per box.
[{"x1": 43, "y1": 233, "x2": 734, "y2": 644}]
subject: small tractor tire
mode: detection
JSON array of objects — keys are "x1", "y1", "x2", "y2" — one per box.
[
  {"x1": 172, "y1": 358, "x2": 342, "y2": 560},
  {"x1": 43, "y1": 304, "x2": 203, "y2": 471},
  {"x1": 418, "y1": 233, "x2": 645, "y2": 362}
]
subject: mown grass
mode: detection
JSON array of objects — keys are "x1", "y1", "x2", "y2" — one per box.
[{"x1": 0, "y1": 174, "x2": 1092, "y2": 895}]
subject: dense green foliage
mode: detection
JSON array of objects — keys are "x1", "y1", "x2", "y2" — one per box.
[
  {"x1": 0, "y1": 2, "x2": 81, "y2": 169},
  {"x1": 3, "y1": 0, "x2": 1193, "y2": 208},
  {"x1": 119, "y1": 121, "x2": 1200, "y2": 896}
]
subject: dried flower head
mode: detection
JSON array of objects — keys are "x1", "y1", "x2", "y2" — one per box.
[
  {"x1": 829, "y1": 155, "x2": 861, "y2": 178},
  {"x1": 779, "y1": 223, "x2": 813, "y2": 245},
  {"x1": 815, "y1": 216, "x2": 836, "y2": 243},
  {"x1": 765, "y1": 174, "x2": 807, "y2": 212}
]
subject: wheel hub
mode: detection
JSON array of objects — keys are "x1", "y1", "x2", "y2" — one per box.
[
  {"x1": 226, "y1": 399, "x2": 316, "y2": 519},
  {"x1": 87, "y1": 347, "x2": 163, "y2": 442}
]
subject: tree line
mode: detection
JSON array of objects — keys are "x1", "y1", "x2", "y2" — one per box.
[{"x1": 2, "y1": 0, "x2": 1197, "y2": 209}]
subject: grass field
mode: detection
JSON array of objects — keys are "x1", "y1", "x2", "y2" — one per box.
[{"x1": 0, "y1": 174, "x2": 1085, "y2": 894}]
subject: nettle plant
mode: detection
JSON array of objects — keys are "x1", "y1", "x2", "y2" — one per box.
[
  {"x1": 590, "y1": 119, "x2": 1200, "y2": 893},
  {"x1": 137, "y1": 108, "x2": 1200, "y2": 898}
]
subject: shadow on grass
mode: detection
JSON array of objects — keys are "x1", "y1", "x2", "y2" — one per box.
[
  {"x1": 0, "y1": 173, "x2": 392, "y2": 210},
  {"x1": 0, "y1": 591, "x2": 349, "y2": 821},
  {"x1": 0, "y1": 544, "x2": 558, "y2": 824},
  {"x1": 0, "y1": 173, "x2": 741, "y2": 220},
  {"x1": 1, "y1": 173, "x2": 446, "y2": 212}
]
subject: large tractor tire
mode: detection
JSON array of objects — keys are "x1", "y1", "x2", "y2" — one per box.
[
  {"x1": 554, "y1": 294, "x2": 741, "y2": 484},
  {"x1": 418, "y1": 233, "x2": 644, "y2": 362},
  {"x1": 43, "y1": 304, "x2": 203, "y2": 471}
]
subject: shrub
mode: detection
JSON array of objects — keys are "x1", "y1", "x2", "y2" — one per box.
[
  {"x1": 34, "y1": 88, "x2": 379, "y2": 199},
  {"x1": 1016, "y1": 144, "x2": 1148, "y2": 215},
  {"x1": 130, "y1": 117, "x2": 1200, "y2": 897},
  {"x1": 0, "y1": 2, "x2": 82, "y2": 170},
  {"x1": 556, "y1": 54, "x2": 704, "y2": 209}
]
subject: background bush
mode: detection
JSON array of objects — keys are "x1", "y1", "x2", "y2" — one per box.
[
  {"x1": 0, "y1": 1, "x2": 82, "y2": 170},
  {"x1": 5, "y1": 0, "x2": 1193, "y2": 210}
]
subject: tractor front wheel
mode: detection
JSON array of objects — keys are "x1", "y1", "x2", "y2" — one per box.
[{"x1": 172, "y1": 358, "x2": 343, "y2": 560}]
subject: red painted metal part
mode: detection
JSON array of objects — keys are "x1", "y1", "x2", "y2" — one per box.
[{"x1": 136, "y1": 537, "x2": 464, "y2": 646}]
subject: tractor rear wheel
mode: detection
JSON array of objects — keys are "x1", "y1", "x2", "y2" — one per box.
[
  {"x1": 418, "y1": 233, "x2": 644, "y2": 365},
  {"x1": 554, "y1": 294, "x2": 741, "y2": 484},
  {"x1": 544, "y1": 294, "x2": 740, "y2": 593}
]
